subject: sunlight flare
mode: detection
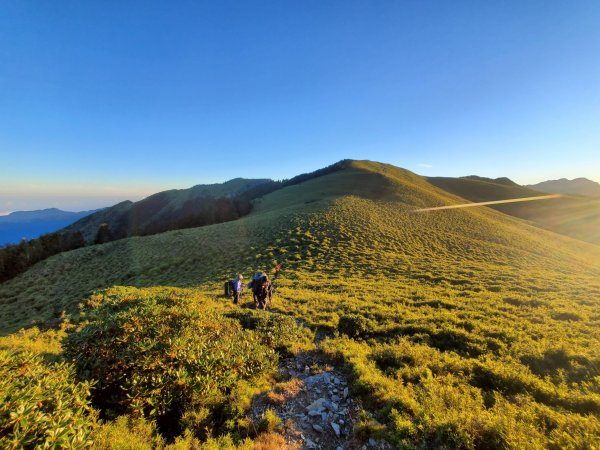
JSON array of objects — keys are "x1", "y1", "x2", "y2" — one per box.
[{"x1": 415, "y1": 194, "x2": 562, "y2": 212}]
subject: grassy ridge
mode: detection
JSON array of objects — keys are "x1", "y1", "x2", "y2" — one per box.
[
  {"x1": 428, "y1": 175, "x2": 600, "y2": 245},
  {"x1": 64, "y1": 178, "x2": 275, "y2": 242},
  {"x1": 1, "y1": 160, "x2": 599, "y2": 447}
]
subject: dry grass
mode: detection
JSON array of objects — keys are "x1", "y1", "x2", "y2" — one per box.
[
  {"x1": 267, "y1": 379, "x2": 304, "y2": 406},
  {"x1": 252, "y1": 432, "x2": 298, "y2": 450}
]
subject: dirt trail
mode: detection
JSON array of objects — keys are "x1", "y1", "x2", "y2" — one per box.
[{"x1": 250, "y1": 351, "x2": 392, "y2": 450}]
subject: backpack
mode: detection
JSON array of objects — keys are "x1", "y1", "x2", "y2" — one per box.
[{"x1": 224, "y1": 280, "x2": 234, "y2": 296}]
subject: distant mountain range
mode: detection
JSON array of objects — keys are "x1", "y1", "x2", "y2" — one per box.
[
  {"x1": 526, "y1": 178, "x2": 600, "y2": 198},
  {"x1": 0, "y1": 208, "x2": 98, "y2": 246}
]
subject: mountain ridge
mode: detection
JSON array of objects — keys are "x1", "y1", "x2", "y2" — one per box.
[
  {"x1": 527, "y1": 177, "x2": 600, "y2": 198},
  {"x1": 64, "y1": 177, "x2": 278, "y2": 242},
  {"x1": 427, "y1": 175, "x2": 600, "y2": 245}
]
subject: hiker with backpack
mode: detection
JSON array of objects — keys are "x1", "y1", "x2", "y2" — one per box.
[
  {"x1": 232, "y1": 274, "x2": 244, "y2": 305},
  {"x1": 247, "y1": 271, "x2": 272, "y2": 310}
]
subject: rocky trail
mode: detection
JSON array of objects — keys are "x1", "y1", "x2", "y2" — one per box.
[{"x1": 250, "y1": 351, "x2": 392, "y2": 450}]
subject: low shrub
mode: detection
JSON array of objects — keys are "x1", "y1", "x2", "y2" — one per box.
[
  {"x1": 0, "y1": 349, "x2": 95, "y2": 449},
  {"x1": 63, "y1": 292, "x2": 277, "y2": 439},
  {"x1": 91, "y1": 416, "x2": 163, "y2": 449},
  {"x1": 258, "y1": 409, "x2": 282, "y2": 434},
  {"x1": 227, "y1": 310, "x2": 314, "y2": 356},
  {"x1": 337, "y1": 314, "x2": 374, "y2": 339}
]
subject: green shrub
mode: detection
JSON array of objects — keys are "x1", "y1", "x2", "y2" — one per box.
[
  {"x1": 92, "y1": 416, "x2": 255, "y2": 449},
  {"x1": 338, "y1": 314, "x2": 374, "y2": 339},
  {"x1": 0, "y1": 349, "x2": 95, "y2": 449},
  {"x1": 258, "y1": 408, "x2": 282, "y2": 434},
  {"x1": 63, "y1": 293, "x2": 277, "y2": 439},
  {"x1": 227, "y1": 310, "x2": 314, "y2": 356},
  {"x1": 91, "y1": 416, "x2": 163, "y2": 449}
]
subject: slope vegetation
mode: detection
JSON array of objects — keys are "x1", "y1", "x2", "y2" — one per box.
[
  {"x1": 65, "y1": 178, "x2": 277, "y2": 242},
  {"x1": 428, "y1": 175, "x2": 600, "y2": 245},
  {"x1": 1, "y1": 160, "x2": 600, "y2": 448}
]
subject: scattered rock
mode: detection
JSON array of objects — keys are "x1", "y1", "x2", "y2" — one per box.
[
  {"x1": 307, "y1": 397, "x2": 327, "y2": 411},
  {"x1": 331, "y1": 422, "x2": 341, "y2": 437},
  {"x1": 251, "y1": 351, "x2": 361, "y2": 449}
]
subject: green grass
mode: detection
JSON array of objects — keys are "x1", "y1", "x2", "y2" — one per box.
[
  {"x1": 428, "y1": 175, "x2": 600, "y2": 245},
  {"x1": 1, "y1": 160, "x2": 599, "y2": 448}
]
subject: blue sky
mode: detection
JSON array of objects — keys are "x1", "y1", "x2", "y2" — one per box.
[{"x1": 1, "y1": 1, "x2": 599, "y2": 211}]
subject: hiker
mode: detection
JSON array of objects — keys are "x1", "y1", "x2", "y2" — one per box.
[
  {"x1": 247, "y1": 272, "x2": 272, "y2": 310},
  {"x1": 232, "y1": 274, "x2": 244, "y2": 305}
]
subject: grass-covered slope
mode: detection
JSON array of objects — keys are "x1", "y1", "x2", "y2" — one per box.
[
  {"x1": 427, "y1": 176, "x2": 543, "y2": 203},
  {"x1": 2, "y1": 160, "x2": 600, "y2": 448},
  {"x1": 428, "y1": 175, "x2": 600, "y2": 245},
  {"x1": 64, "y1": 177, "x2": 276, "y2": 242}
]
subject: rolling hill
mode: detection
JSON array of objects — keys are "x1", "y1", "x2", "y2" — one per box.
[
  {"x1": 1, "y1": 160, "x2": 599, "y2": 448},
  {"x1": 64, "y1": 177, "x2": 278, "y2": 242},
  {"x1": 428, "y1": 175, "x2": 600, "y2": 245}
]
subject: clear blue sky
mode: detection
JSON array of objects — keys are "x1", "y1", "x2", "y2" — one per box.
[{"x1": 1, "y1": 1, "x2": 599, "y2": 211}]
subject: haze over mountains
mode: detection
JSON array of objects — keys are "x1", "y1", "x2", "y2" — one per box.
[
  {"x1": 0, "y1": 208, "x2": 97, "y2": 246},
  {"x1": 527, "y1": 177, "x2": 600, "y2": 198}
]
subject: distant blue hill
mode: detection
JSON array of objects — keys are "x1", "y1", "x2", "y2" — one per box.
[{"x1": 0, "y1": 208, "x2": 100, "y2": 246}]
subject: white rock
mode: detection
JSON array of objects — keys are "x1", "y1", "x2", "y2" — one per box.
[
  {"x1": 306, "y1": 398, "x2": 327, "y2": 412},
  {"x1": 331, "y1": 422, "x2": 341, "y2": 437},
  {"x1": 343, "y1": 387, "x2": 349, "y2": 398},
  {"x1": 312, "y1": 424, "x2": 324, "y2": 433},
  {"x1": 305, "y1": 439, "x2": 317, "y2": 449}
]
